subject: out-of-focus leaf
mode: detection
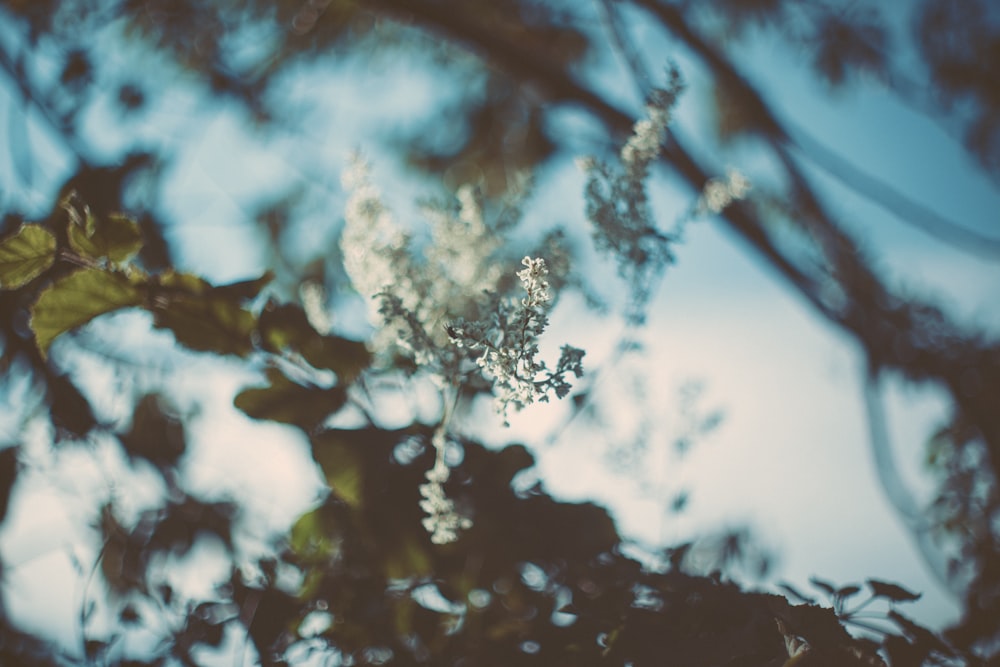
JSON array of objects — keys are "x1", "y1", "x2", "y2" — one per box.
[
  {"x1": 234, "y1": 368, "x2": 347, "y2": 430},
  {"x1": 259, "y1": 301, "x2": 369, "y2": 382},
  {"x1": 48, "y1": 372, "x2": 97, "y2": 436},
  {"x1": 867, "y1": 579, "x2": 921, "y2": 603},
  {"x1": 31, "y1": 268, "x2": 143, "y2": 358},
  {"x1": 777, "y1": 582, "x2": 815, "y2": 605},
  {"x1": 311, "y1": 433, "x2": 364, "y2": 509},
  {"x1": 0, "y1": 224, "x2": 56, "y2": 289},
  {"x1": 120, "y1": 394, "x2": 185, "y2": 469},
  {"x1": 68, "y1": 213, "x2": 143, "y2": 263},
  {"x1": 809, "y1": 577, "x2": 837, "y2": 597},
  {"x1": 99, "y1": 504, "x2": 144, "y2": 594},
  {"x1": 0, "y1": 446, "x2": 18, "y2": 523},
  {"x1": 213, "y1": 270, "x2": 274, "y2": 301},
  {"x1": 83, "y1": 639, "x2": 109, "y2": 662},
  {"x1": 149, "y1": 496, "x2": 236, "y2": 555},
  {"x1": 229, "y1": 568, "x2": 303, "y2": 658},
  {"x1": 812, "y1": 10, "x2": 888, "y2": 86},
  {"x1": 119, "y1": 605, "x2": 141, "y2": 625},
  {"x1": 889, "y1": 609, "x2": 950, "y2": 657},
  {"x1": 289, "y1": 506, "x2": 336, "y2": 565},
  {"x1": 60, "y1": 49, "x2": 91, "y2": 90},
  {"x1": 384, "y1": 536, "x2": 432, "y2": 580},
  {"x1": 710, "y1": 0, "x2": 784, "y2": 36},
  {"x1": 150, "y1": 271, "x2": 258, "y2": 356},
  {"x1": 836, "y1": 584, "x2": 861, "y2": 600}
]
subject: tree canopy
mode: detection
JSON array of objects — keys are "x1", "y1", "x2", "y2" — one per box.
[{"x1": 0, "y1": 0, "x2": 998, "y2": 665}]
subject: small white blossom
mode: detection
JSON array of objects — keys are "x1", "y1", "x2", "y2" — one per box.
[
  {"x1": 698, "y1": 168, "x2": 751, "y2": 214},
  {"x1": 447, "y1": 256, "x2": 584, "y2": 423},
  {"x1": 580, "y1": 79, "x2": 683, "y2": 322},
  {"x1": 419, "y1": 431, "x2": 471, "y2": 544}
]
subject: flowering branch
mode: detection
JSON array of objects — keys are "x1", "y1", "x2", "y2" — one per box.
[{"x1": 447, "y1": 256, "x2": 585, "y2": 424}]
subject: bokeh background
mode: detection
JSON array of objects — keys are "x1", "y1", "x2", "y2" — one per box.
[{"x1": 0, "y1": 0, "x2": 998, "y2": 664}]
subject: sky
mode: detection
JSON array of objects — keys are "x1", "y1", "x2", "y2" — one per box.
[{"x1": 1, "y1": 0, "x2": 999, "y2": 659}]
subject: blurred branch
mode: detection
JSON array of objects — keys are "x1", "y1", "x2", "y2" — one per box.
[
  {"x1": 595, "y1": 0, "x2": 652, "y2": 105},
  {"x1": 785, "y1": 122, "x2": 1000, "y2": 257},
  {"x1": 631, "y1": 0, "x2": 1000, "y2": 259},
  {"x1": 862, "y1": 366, "x2": 958, "y2": 595}
]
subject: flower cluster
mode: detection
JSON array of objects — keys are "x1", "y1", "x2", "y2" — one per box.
[
  {"x1": 447, "y1": 257, "x2": 585, "y2": 423},
  {"x1": 418, "y1": 433, "x2": 471, "y2": 545},
  {"x1": 340, "y1": 153, "x2": 506, "y2": 373},
  {"x1": 579, "y1": 79, "x2": 683, "y2": 323},
  {"x1": 339, "y1": 158, "x2": 585, "y2": 542},
  {"x1": 698, "y1": 168, "x2": 751, "y2": 214}
]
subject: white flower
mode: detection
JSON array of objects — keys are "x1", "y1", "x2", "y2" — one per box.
[
  {"x1": 418, "y1": 432, "x2": 471, "y2": 544},
  {"x1": 579, "y1": 82, "x2": 683, "y2": 322},
  {"x1": 447, "y1": 256, "x2": 584, "y2": 423},
  {"x1": 338, "y1": 157, "x2": 584, "y2": 542},
  {"x1": 698, "y1": 168, "x2": 751, "y2": 214}
]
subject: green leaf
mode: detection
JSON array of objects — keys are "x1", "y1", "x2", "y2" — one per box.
[
  {"x1": 68, "y1": 213, "x2": 143, "y2": 264},
  {"x1": 31, "y1": 268, "x2": 143, "y2": 357},
  {"x1": 150, "y1": 272, "x2": 258, "y2": 356},
  {"x1": 311, "y1": 434, "x2": 364, "y2": 509},
  {"x1": 259, "y1": 302, "x2": 370, "y2": 382},
  {"x1": 0, "y1": 224, "x2": 57, "y2": 289},
  {"x1": 234, "y1": 368, "x2": 347, "y2": 430},
  {"x1": 289, "y1": 506, "x2": 338, "y2": 573}
]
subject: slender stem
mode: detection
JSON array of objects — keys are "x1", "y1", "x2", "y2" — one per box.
[
  {"x1": 863, "y1": 367, "x2": 958, "y2": 596},
  {"x1": 596, "y1": 0, "x2": 652, "y2": 104}
]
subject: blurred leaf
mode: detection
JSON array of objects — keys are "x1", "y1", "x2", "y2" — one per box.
[
  {"x1": 0, "y1": 223, "x2": 56, "y2": 289},
  {"x1": 48, "y1": 372, "x2": 97, "y2": 436},
  {"x1": 710, "y1": 0, "x2": 785, "y2": 36},
  {"x1": 777, "y1": 582, "x2": 815, "y2": 604},
  {"x1": 68, "y1": 213, "x2": 143, "y2": 264},
  {"x1": 0, "y1": 446, "x2": 18, "y2": 523},
  {"x1": 669, "y1": 491, "x2": 689, "y2": 513},
  {"x1": 384, "y1": 536, "x2": 432, "y2": 580},
  {"x1": 311, "y1": 433, "x2": 365, "y2": 509},
  {"x1": 120, "y1": 604, "x2": 141, "y2": 625},
  {"x1": 31, "y1": 268, "x2": 143, "y2": 358},
  {"x1": 117, "y1": 83, "x2": 145, "y2": 112},
  {"x1": 836, "y1": 584, "x2": 861, "y2": 600},
  {"x1": 289, "y1": 506, "x2": 336, "y2": 565},
  {"x1": 60, "y1": 49, "x2": 91, "y2": 90},
  {"x1": 99, "y1": 504, "x2": 145, "y2": 594},
  {"x1": 867, "y1": 579, "x2": 921, "y2": 603},
  {"x1": 812, "y1": 10, "x2": 888, "y2": 86},
  {"x1": 889, "y1": 609, "x2": 950, "y2": 658},
  {"x1": 235, "y1": 368, "x2": 347, "y2": 431},
  {"x1": 231, "y1": 578, "x2": 302, "y2": 662},
  {"x1": 809, "y1": 577, "x2": 837, "y2": 597},
  {"x1": 84, "y1": 639, "x2": 109, "y2": 662},
  {"x1": 120, "y1": 394, "x2": 185, "y2": 469},
  {"x1": 151, "y1": 271, "x2": 259, "y2": 356},
  {"x1": 149, "y1": 496, "x2": 236, "y2": 555},
  {"x1": 212, "y1": 270, "x2": 274, "y2": 301},
  {"x1": 258, "y1": 301, "x2": 370, "y2": 381}
]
